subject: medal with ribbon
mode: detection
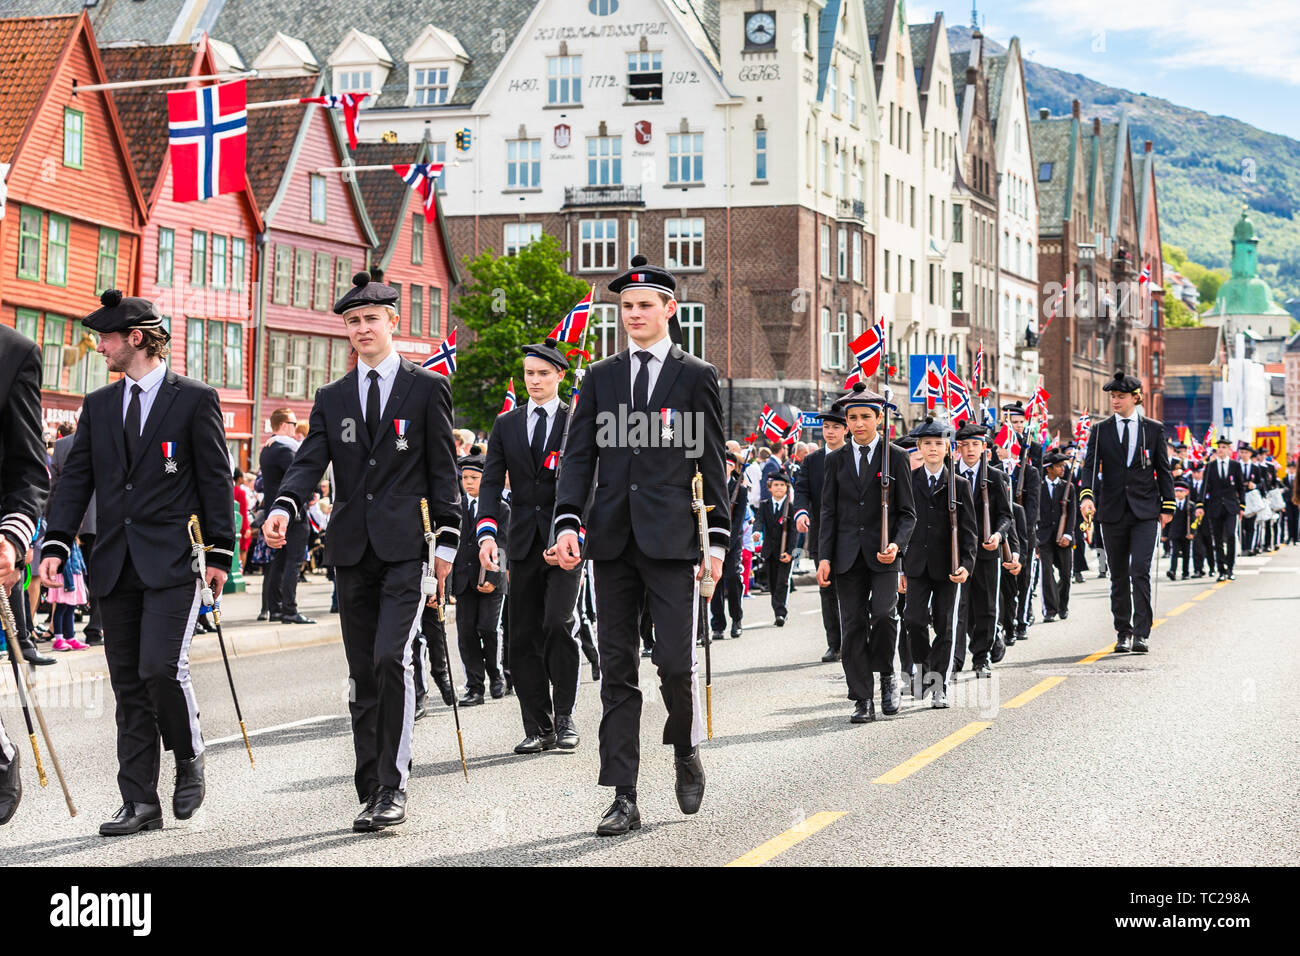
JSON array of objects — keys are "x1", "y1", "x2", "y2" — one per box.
[
  {"x1": 543, "y1": 450, "x2": 559, "y2": 471},
  {"x1": 394, "y1": 419, "x2": 410, "y2": 451},
  {"x1": 660, "y1": 408, "x2": 675, "y2": 443},
  {"x1": 162, "y1": 441, "x2": 178, "y2": 474}
]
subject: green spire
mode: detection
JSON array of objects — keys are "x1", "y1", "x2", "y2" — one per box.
[{"x1": 1214, "y1": 205, "x2": 1288, "y2": 316}]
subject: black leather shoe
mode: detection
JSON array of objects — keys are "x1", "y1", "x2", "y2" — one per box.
[
  {"x1": 1015, "y1": 626, "x2": 1027, "y2": 643},
  {"x1": 100, "y1": 801, "x2": 163, "y2": 836},
  {"x1": 1060, "y1": 610, "x2": 1069, "y2": 620},
  {"x1": 673, "y1": 747, "x2": 705, "y2": 814},
  {"x1": 711, "y1": 630, "x2": 724, "y2": 642},
  {"x1": 1097, "y1": 571, "x2": 1107, "y2": 579},
  {"x1": 1132, "y1": 636, "x2": 1149, "y2": 654},
  {"x1": 281, "y1": 613, "x2": 316, "y2": 624},
  {"x1": 990, "y1": 637, "x2": 1007, "y2": 663},
  {"x1": 256, "y1": 611, "x2": 269, "y2": 622},
  {"x1": 1005, "y1": 629, "x2": 1018, "y2": 647},
  {"x1": 458, "y1": 692, "x2": 484, "y2": 707},
  {"x1": 433, "y1": 674, "x2": 456, "y2": 707},
  {"x1": 1166, "y1": 570, "x2": 1176, "y2": 581},
  {"x1": 821, "y1": 648, "x2": 841, "y2": 663},
  {"x1": 730, "y1": 625, "x2": 742, "y2": 638},
  {"x1": 880, "y1": 673, "x2": 901, "y2": 715},
  {"x1": 489, "y1": 679, "x2": 505, "y2": 700},
  {"x1": 1227, "y1": 572, "x2": 1236, "y2": 580},
  {"x1": 774, "y1": 616, "x2": 786, "y2": 627},
  {"x1": 1043, "y1": 614, "x2": 1058, "y2": 623},
  {"x1": 353, "y1": 789, "x2": 379, "y2": 832},
  {"x1": 640, "y1": 647, "x2": 653, "y2": 659},
  {"x1": 85, "y1": 632, "x2": 104, "y2": 646},
  {"x1": 556, "y1": 716, "x2": 580, "y2": 751},
  {"x1": 0, "y1": 752, "x2": 20, "y2": 826},
  {"x1": 596, "y1": 795, "x2": 641, "y2": 836},
  {"x1": 413, "y1": 695, "x2": 428, "y2": 721},
  {"x1": 21, "y1": 645, "x2": 55, "y2": 666},
  {"x1": 1114, "y1": 633, "x2": 1132, "y2": 653},
  {"x1": 975, "y1": 661, "x2": 992, "y2": 678},
  {"x1": 850, "y1": 700, "x2": 875, "y2": 724},
  {"x1": 367, "y1": 786, "x2": 406, "y2": 828},
  {"x1": 1216, "y1": 573, "x2": 1227, "y2": 582},
  {"x1": 1181, "y1": 574, "x2": 1189, "y2": 580},
  {"x1": 173, "y1": 753, "x2": 205, "y2": 820},
  {"x1": 1073, "y1": 572, "x2": 1085, "y2": 584},
  {"x1": 514, "y1": 733, "x2": 558, "y2": 754},
  {"x1": 590, "y1": 662, "x2": 600, "y2": 681}
]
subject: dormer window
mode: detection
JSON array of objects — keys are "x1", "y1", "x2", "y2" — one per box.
[
  {"x1": 404, "y1": 25, "x2": 469, "y2": 108},
  {"x1": 414, "y1": 67, "x2": 450, "y2": 105},
  {"x1": 328, "y1": 28, "x2": 393, "y2": 103},
  {"x1": 337, "y1": 70, "x2": 373, "y2": 95}
]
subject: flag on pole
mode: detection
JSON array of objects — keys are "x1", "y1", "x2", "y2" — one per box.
[
  {"x1": 1139, "y1": 264, "x2": 1151, "y2": 287},
  {"x1": 1074, "y1": 413, "x2": 1092, "y2": 443},
  {"x1": 994, "y1": 423, "x2": 1021, "y2": 459},
  {"x1": 1028, "y1": 383, "x2": 1051, "y2": 418},
  {"x1": 167, "y1": 80, "x2": 247, "y2": 202},
  {"x1": 849, "y1": 318, "x2": 886, "y2": 378},
  {"x1": 422, "y1": 328, "x2": 457, "y2": 376},
  {"x1": 973, "y1": 340, "x2": 984, "y2": 388},
  {"x1": 549, "y1": 288, "x2": 593, "y2": 344},
  {"x1": 394, "y1": 162, "x2": 445, "y2": 223},
  {"x1": 498, "y1": 379, "x2": 517, "y2": 416},
  {"x1": 924, "y1": 360, "x2": 945, "y2": 411},
  {"x1": 1037, "y1": 420, "x2": 1051, "y2": 448},
  {"x1": 1040, "y1": 274, "x2": 1071, "y2": 336},
  {"x1": 758, "y1": 404, "x2": 791, "y2": 444},
  {"x1": 300, "y1": 93, "x2": 368, "y2": 150},
  {"x1": 844, "y1": 368, "x2": 863, "y2": 389},
  {"x1": 945, "y1": 367, "x2": 973, "y2": 426}
]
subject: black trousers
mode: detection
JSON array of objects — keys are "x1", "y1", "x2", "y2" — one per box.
[
  {"x1": 335, "y1": 546, "x2": 423, "y2": 801},
  {"x1": 957, "y1": 560, "x2": 999, "y2": 668},
  {"x1": 764, "y1": 550, "x2": 792, "y2": 618},
  {"x1": 708, "y1": 545, "x2": 744, "y2": 633},
  {"x1": 1168, "y1": 538, "x2": 1190, "y2": 577},
  {"x1": 0, "y1": 714, "x2": 14, "y2": 770},
  {"x1": 998, "y1": 564, "x2": 1019, "y2": 638},
  {"x1": 500, "y1": 594, "x2": 511, "y2": 681},
  {"x1": 593, "y1": 539, "x2": 701, "y2": 787},
  {"x1": 1015, "y1": 551, "x2": 1036, "y2": 630},
  {"x1": 819, "y1": 571, "x2": 842, "y2": 652},
  {"x1": 265, "y1": 516, "x2": 308, "y2": 618},
  {"x1": 1211, "y1": 511, "x2": 1238, "y2": 574},
  {"x1": 1193, "y1": 519, "x2": 1214, "y2": 574},
  {"x1": 904, "y1": 573, "x2": 961, "y2": 690},
  {"x1": 507, "y1": 548, "x2": 581, "y2": 737},
  {"x1": 835, "y1": 555, "x2": 900, "y2": 702},
  {"x1": 412, "y1": 604, "x2": 450, "y2": 701},
  {"x1": 576, "y1": 566, "x2": 599, "y2": 666},
  {"x1": 98, "y1": 555, "x2": 204, "y2": 805},
  {"x1": 454, "y1": 585, "x2": 503, "y2": 694},
  {"x1": 80, "y1": 533, "x2": 103, "y2": 640},
  {"x1": 1241, "y1": 515, "x2": 1256, "y2": 553},
  {"x1": 1098, "y1": 517, "x2": 1159, "y2": 640},
  {"x1": 1039, "y1": 541, "x2": 1073, "y2": 617}
]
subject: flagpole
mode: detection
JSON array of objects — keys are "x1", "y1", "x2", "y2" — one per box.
[
  {"x1": 545, "y1": 285, "x2": 596, "y2": 552},
  {"x1": 73, "y1": 71, "x2": 258, "y2": 94},
  {"x1": 246, "y1": 98, "x2": 311, "y2": 111},
  {"x1": 315, "y1": 162, "x2": 457, "y2": 175}
]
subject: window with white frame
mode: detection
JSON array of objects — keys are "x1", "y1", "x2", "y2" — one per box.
[
  {"x1": 826, "y1": 65, "x2": 838, "y2": 114},
  {"x1": 414, "y1": 67, "x2": 450, "y2": 105},
  {"x1": 819, "y1": 223, "x2": 831, "y2": 277},
  {"x1": 754, "y1": 128, "x2": 767, "y2": 181},
  {"x1": 665, "y1": 217, "x2": 704, "y2": 270},
  {"x1": 852, "y1": 231, "x2": 862, "y2": 283},
  {"x1": 579, "y1": 218, "x2": 618, "y2": 271},
  {"x1": 587, "y1": 136, "x2": 622, "y2": 186},
  {"x1": 431, "y1": 141, "x2": 448, "y2": 193},
  {"x1": 832, "y1": 311, "x2": 847, "y2": 370},
  {"x1": 503, "y1": 222, "x2": 542, "y2": 256},
  {"x1": 626, "y1": 51, "x2": 662, "y2": 102},
  {"x1": 310, "y1": 174, "x2": 327, "y2": 223},
  {"x1": 547, "y1": 55, "x2": 582, "y2": 105},
  {"x1": 507, "y1": 138, "x2": 541, "y2": 188},
  {"x1": 819, "y1": 140, "x2": 829, "y2": 193},
  {"x1": 677, "y1": 303, "x2": 704, "y2": 358},
  {"x1": 337, "y1": 70, "x2": 373, "y2": 95},
  {"x1": 851, "y1": 160, "x2": 862, "y2": 205},
  {"x1": 837, "y1": 149, "x2": 847, "y2": 197},
  {"x1": 627, "y1": 217, "x2": 638, "y2": 263},
  {"x1": 668, "y1": 132, "x2": 703, "y2": 184},
  {"x1": 837, "y1": 227, "x2": 847, "y2": 279},
  {"x1": 845, "y1": 73, "x2": 856, "y2": 125},
  {"x1": 589, "y1": 303, "x2": 619, "y2": 360}
]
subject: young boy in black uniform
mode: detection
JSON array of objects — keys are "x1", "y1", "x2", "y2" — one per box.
[
  {"x1": 451, "y1": 455, "x2": 508, "y2": 705},
  {"x1": 758, "y1": 469, "x2": 795, "y2": 626}
]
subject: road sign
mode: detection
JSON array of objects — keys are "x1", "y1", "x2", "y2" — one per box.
[
  {"x1": 1222, "y1": 407, "x2": 1234, "y2": 428},
  {"x1": 799, "y1": 412, "x2": 822, "y2": 429},
  {"x1": 908, "y1": 354, "x2": 959, "y2": 404}
]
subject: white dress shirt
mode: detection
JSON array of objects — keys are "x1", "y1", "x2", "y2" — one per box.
[
  {"x1": 923, "y1": 463, "x2": 944, "y2": 491},
  {"x1": 526, "y1": 396, "x2": 561, "y2": 446},
  {"x1": 121, "y1": 361, "x2": 168, "y2": 431},
  {"x1": 960, "y1": 458, "x2": 981, "y2": 486},
  {"x1": 356, "y1": 349, "x2": 402, "y2": 422},
  {"x1": 628, "y1": 334, "x2": 673, "y2": 403},
  {"x1": 1115, "y1": 413, "x2": 1138, "y2": 465},
  {"x1": 850, "y1": 435, "x2": 880, "y2": 476}
]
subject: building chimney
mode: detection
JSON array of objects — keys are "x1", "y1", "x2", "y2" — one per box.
[
  {"x1": 1092, "y1": 117, "x2": 1101, "y2": 136},
  {"x1": 1039, "y1": 107, "x2": 1050, "y2": 119},
  {"x1": 1144, "y1": 140, "x2": 1153, "y2": 153},
  {"x1": 1071, "y1": 99, "x2": 1080, "y2": 119}
]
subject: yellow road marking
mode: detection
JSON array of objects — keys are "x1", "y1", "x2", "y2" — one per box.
[
  {"x1": 726, "y1": 811, "x2": 848, "y2": 866},
  {"x1": 1002, "y1": 676, "x2": 1067, "y2": 709},
  {"x1": 1151, "y1": 617, "x2": 1167, "y2": 628},
  {"x1": 872, "y1": 721, "x2": 994, "y2": 784},
  {"x1": 1192, "y1": 589, "x2": 1214, "y2": 601},
  {"x1": 1213, "y1": 580, "x2": 1230, "y2": 589},
  {"x1": 1166, "y1": 601, "x2": 1195, "y2": 617},
  {"x1": 1078, "y1": 646, "x2": 1114, "y2": 663}
]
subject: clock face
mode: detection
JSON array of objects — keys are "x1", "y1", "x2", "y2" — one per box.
[{"x1": 746, "y1": 11, "x2": 776, "y2": 46}]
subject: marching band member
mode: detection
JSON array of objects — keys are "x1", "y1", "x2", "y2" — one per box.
[
  {"x1": 451, "y1": 455, "x2": 508, "y2": 706},
  {"x1": 794, "y1": 405, "x2": 848, "y2": 663},
  {"x1": 709, "y1": 451, "x2": 748, "y2": 641},
  {"x1": 1201, "y1": 437, "x2": 1245, "y2": 581},
  {"x1": 1038, "y1": 452, "x2": 1078, "y2": 623},
  {"x1": 758, "y1": 469, "x2": 795, "y2": 626},
  {"x1": 952, "y1": 423, "x2": 1013, "y2": 677},
  {"x1": 993, "y1": 436, "x2": 1038, "y2": 646}
]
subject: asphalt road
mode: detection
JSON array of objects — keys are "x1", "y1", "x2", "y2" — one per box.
[{"x1": 2, "y1": 545, "x2": 1297, "y2": 867}]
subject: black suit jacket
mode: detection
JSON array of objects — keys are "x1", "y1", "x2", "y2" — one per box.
[
  {"x1": 759, "y1": 495, "x2": 794, "y2": 559},
  {"x1": 1201, "y1": 457, "x2": 1246, "y2": 518},
  {"x1": 903, "y1": 466, "x2": 976, "y2": 579},
  {"x1": 258, "y1": 439, "x2": 305, "y2": 526},
  {"x1": 999, "y1": 458, "x2": 1041, "y2": 544},
  {"x1": 1167, "y1": 499, "x2": 1193, "y2": 539},
  {"x1": 49, "y1": 434, "x2": 95, "y2": 536},
  {"x1": 478, "y1": 402, "x2": 568, "y2": 560},
  {"x1": 0, "y1": 324, "x2": 49, "y2": 556},
  {"x1": 43, "y1": 369, "x2": 235, "y2": 594},
  {"x1": 1080, "y1": 414, "x2": 1175, "y2": 522},
  {"x1": 453, "y1": 493, "x2": 508, "y2": 594},
  {"x1": 271, "y1": 359, "x2": 461, "y2": 566},
  {"x1": 818, "y1": 439, "x2": 916, "y2": 571},
  {"x1": 957, "y1": 459, "x2": 1014, "y2": 562},
  {"x1": 794, "y1": 445, "x2": 838, "y2": 561},
  {"x1": 1038, "y1": 476, "x2": 1078, "y2": 547},
  {"x1": 554, "y1": 343, "x2": 728, "y2": 561}
]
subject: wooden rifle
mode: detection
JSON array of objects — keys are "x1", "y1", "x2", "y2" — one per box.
[{"x1": 948, "y1": 451, "x2": 960, "y2": 574}]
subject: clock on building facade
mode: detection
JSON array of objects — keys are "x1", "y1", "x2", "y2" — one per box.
[{"x1": 744, "y1": 11, "x2": 777, "y2": 51}]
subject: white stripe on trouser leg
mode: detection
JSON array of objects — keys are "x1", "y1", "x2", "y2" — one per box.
[
  {"x1": 943, "y1": 582, "x2": 962, "y2": 684},
  {"x1": 992, "y1": 557, "x2": 1002, "y2": 647},
  {"x1": 566, "y1": 582, "x2": 583, "y2": 708},
  {"x1": 688, "y1": 577, "x2": 705, "y2": 747},
  {"x1": 0, "y1": 716, "x2": 14, "y2": 762},
  {"x1": 178, "y1": 581, "x2": 205, "y2": 757},
  {"x1": 395, "y1": 563, "x2": 425, "y2": 790},
  {"x1": 492, "y1": 595, "x2": 505, "y2": 676}
]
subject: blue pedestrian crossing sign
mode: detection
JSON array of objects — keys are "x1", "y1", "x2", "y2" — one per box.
[{"x1": 908, "y1": 354, "x2": 959, "y2": 404}]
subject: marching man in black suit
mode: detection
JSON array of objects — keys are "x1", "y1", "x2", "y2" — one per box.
[
  {"x1": 1038, "y1": 451, "x2": 1078, "y2": 622},
  {"x1": 263, "y1": 271, "x2": 461, "y2": 832},
  {"x1": 816, "y1": 383, "x2": 916, "y2": 723},
  {"x1": 0, "y1": 323, "x2": 51, "y2": 827},
  {"x1": 1200, "y1": 436, "x2": 1245, "y2": 580},
  {"x1": 477, "y1": 338, "x2": 583, "y2": 754},
  {"x1": 794, "y1": 405, "x2": 848, "y2": 662},
  {"x1": 451, "y1": 455, "x2": 508, "y2": 706},
  {"x1": 993, "y1": 437, "x2": 1037, "y2": 646},
  {"x1": 39, "y1": 291, "x2": 234, "y2": 835},
  {"x1": 1164, "y1": 479, "x2": 1194, "y2": 580},
  {"x1": 553, "y1": 256, "x2": 728, "y2": 837},
  {"x1": 901, "y1": 418, "x2": 975, "y2": 707},
  {"x1": 758, "y1": 469, "x2": 795, "y2": 625},
  {"x1": 257, "y1": 407, "x2": 315, "y2": 625},
  {"x1": 709, "y1": 451, "x2": 748, "y2": 641},
  {"x1": 1079, "y1": 370, "x2": 1175, "y2": 653}
]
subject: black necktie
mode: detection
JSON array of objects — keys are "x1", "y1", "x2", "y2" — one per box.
[
  {"x1": 633, "y1": 351, "x2": 653, "y2": 412},
  {"x1": 1120, "y1": 419, "x2": 1131, "y2": 465},
  {"x1": 531, "y1": 406, "x2": 548, "y2": 468},
  {"x1": 124, "y1": 383, "x2": 142, "y2": 468},
  {"x1": 469, "y1": 499, "x2": 477, "y2": 523},
  {"x1": 365, "y1": 369, "x2": 381, "y2": 444},
  {"x1": 929, "y1": 474, "x2": 938, "y2": 493}
]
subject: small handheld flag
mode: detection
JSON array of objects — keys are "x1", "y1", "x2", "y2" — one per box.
[
  {"x1": 549, "y1": 288, "x2": 593, "y2": 344},
  {"x1": 759, "y1": 404, "x2": 791, "y2": 444},
  {"x1": 499, "y1": 379, "x2": 517, "y2": 416},
  {"x1": 849, "y1": 318, "x2": 886, "y2": 378},
  {"x1": 422, "y1": 329, "x2": 457, "y2": 376},
  {"x1": 994, "y1": 423, "x2": 1021, "y2": 459}
]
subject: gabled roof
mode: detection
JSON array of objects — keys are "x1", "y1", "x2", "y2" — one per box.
[
  {"x1": 950, "y1": 49, "x2": 970, "y2": 111},
  {"x1": 864, "y1": 0, "x2": 891, "y2": 37},
  {"x1": 99, "y1": 43, "x2": 198, "y2": 196},
  {"x1": 0, "y1": 13, "x2": 79, "y2": 164},
  {"x1": 984, "y1": 52, "x2": 1008, "y2": 125},
  {"x1": 1135, "y1": 146, "x2": 1160, "y2": 252},
  {"x1": 0, "y1": 0, "x2": 185, "y2": 46},
  {"x1": 1164, "y1": 326, "x2": 1222, "y2": 367},
  {"x1": 908, "y1": 18, "x2": 940, "y2": 124},
  {"x1": 243, "y1": 72, "x2": 319, "y2": 212},
  {"x1": 1029, "y1": 116, "x2": 1075, "y2": 231},
  {"x1": 816, "y1": 0, "x2": 843, "y2": 102}
]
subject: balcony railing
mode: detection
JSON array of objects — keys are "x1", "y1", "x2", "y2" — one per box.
[
  {"x1": 837, "y1": 198, "x2": 866, "y2": 221},
  {"x1": 563, "y1": 185, "x2": 645, "y2": 208}
]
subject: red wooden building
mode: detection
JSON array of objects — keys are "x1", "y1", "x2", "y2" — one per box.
[
  {"x1": 101, "y1": 37, "x2": 265, "y2": 470},
  {"x1": 0, "y1": 12, "x2": 146, "y2": 431}
]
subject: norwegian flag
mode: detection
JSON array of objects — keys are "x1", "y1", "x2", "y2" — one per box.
[
  {"x1": 1028, "y1": 384, "x2": 1051, "y2": 418},
  {"x1": 945, "y1": 368, "x2": 973, "y2": 426},
  {"x1": 549, "y1": 288, "x2": 593, "y2": 344},
  {"x1": 1074, "y1": 413, "x2": 1092, "y2": 443},
  {"x1": 300, "y1": 93, "x2": 368, "y2": 150},
  {"x1": 167, "y1": 80, "x2": 247, "y2": 202},
  {"x1": 758, "y1": 404, "x2": 791, "y2": 444},
  {"x1": 844, "y1": 368, "x2": 863, "y2": 389},
  {"x1": 1040, "y1": 275, "x2": 1071, "y2": 336},
  {"x1": 849, "y1": 318, "x2": 886, "y2": 379},
  {"x1": 1139, "y1": 264, "x2": 1152, "y2": 287},
  {"x1": 422, "y1": 328, "x2": 457, "y2": 376},
  {"x1": 498, "y1": 379, "x2": 517, "y2": 416},
  {"x1": 973, "y1": 341, "x2": 985, "y2": 388},
  {"x1": 924, "y1": 360, "x2": 946, "y2": 412},
  {"x1": 394, "y1": 162, "x2": 445, "y2": 224},
  {"x1": 994, "y1": 423, "x2": 1022, "y2": 459}
]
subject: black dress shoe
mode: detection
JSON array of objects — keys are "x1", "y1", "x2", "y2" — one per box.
[
  {"x1": 353, "y1": 789, "x2": 379, "y2": 832},
  {"x1": 674, "y1": 747, "x2": 705, "y2": 814},
  {"x1": 880, "y1": 673, "x2": 901, "y2": 715},
  {"x1": 596, "y1": 795, "x2": 641, "y2": 836},
  {"x1": 1060, "y1": 610, "x2": 1069, "y2": 620},
  {"x1": 821, "y1": 648, "x2": 841, "y2": 663},
  {"x1": 1181, "y1": 574, "x2": 1189, "y2": 580},
  {"x1": 368, "y1": 787, "x2": 407, "y2": 828},
  {"x1": 556, "y1": 715, "x2": 580, "y2": 751},
  {"x1": 850, "y1": 700, "x2": 875, "y2": 724},
  {"x1": 173, "y1": 753, "x2": 205, "y2": 820},
  {"x1": 730, "y1": 625, "x2": 742, "y2": 638},
  {"x1": 640, "y1": 647, "x2": 653, "y2": 659},
  {"x1": 1015, "y1": 626, "x2": 1027, "y2": 643},
  {"x1": 256, "y1": 611, "x2": 270, "y2": 622},
  {"x1": 433, "y1": 675, "x2": 456, "y2": 707},
  {"x1": 711, "y1": 630, "x2": 724, "y2": 642},
  {"x1": 1005, "y1": 629, "x2": 1018, "y2": 647},
  {"x1": 1132, "y1": 636, "x2": 1149, "y2": 654},
  {"x1": 590, "y1": 662, "x2": 600, "y2": 682},
  {"x1": 458, "y1": 691, "x2": 484, "y2": 707},
  {"x1": 22, "y1": 645, "x2": 55, "y2": 666},
  {"x1": 85, "y1": 631, "x2": 104, "y2": 646},
  {"x1": 0, "y1": 752, "x2": 21, "y2": 826},
  {"x1": 1227, "y1": 572, "x2": 1236, "y2": 580},
  {"x1": 329, "y1": 603, "x2": 339, "y2": 614},
  {"x1": 1166, "y1": 571, "x2": 1176, "y2": 581},
  {"x1": 990, "y1": 637, "x2": 1007, "y2": 663},
  {"x1": 514, "y1": 733, "x2": 558, "y2": 754},
  {"x1": 1097, "y1": 571, "x2": 1107, "y2": 579},
  {"x1": 413, "y1": 695, "x2": 428, "y2": 721},
  {"x1": 1042, "y1": 614, "x2": 1058, "y2": 623},
  {"x1": 281, "y1": 613, "x2": 316, "y2": 624},
  {"x1": 490, "y1": 679, "x2": 505, "y2": 700},
  {"x1": 1114, "y1": 633, "x2": 1132, "y2": 653},
  {"x1": 975, "y1": 661, "x2": 992, "y2": 678},
  {"x1": 100, "y1": 801, "x2": 163, "y2": 836},
  {"x1": 1216, "y1": 573, "x2": 1227, "y2": 582},
  {"x1": 1073, "y1": 572, "x2": 1085, "y2": 584},
  {"x1": 774, "y1": 616, "x2": 786, "y2": 627}
]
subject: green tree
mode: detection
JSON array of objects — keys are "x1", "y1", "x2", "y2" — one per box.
[
  {"x1": 449, "y1": 235, "x2": 591, "y2": 433},
  {"x1": 1163, "y1": 282, "x2": 1200, "y2": 327},
  {"x1": 1196, "y1": 269, "x2": 1226, "y2": 307}
]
